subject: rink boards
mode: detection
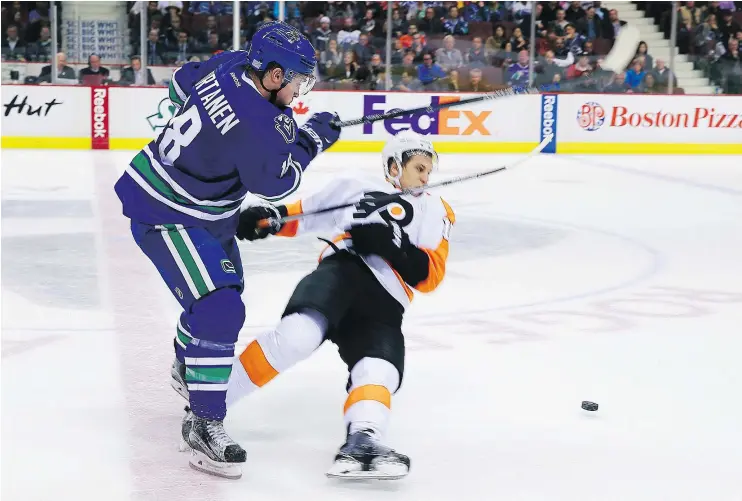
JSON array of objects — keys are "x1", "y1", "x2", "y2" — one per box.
[{"x1": 1, "y1": 84, "x2": 741, "y2": 154}]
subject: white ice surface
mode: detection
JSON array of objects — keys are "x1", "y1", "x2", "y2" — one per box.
[{"x1": 2, "y1": 150, "x2": 742, "y2": 501}]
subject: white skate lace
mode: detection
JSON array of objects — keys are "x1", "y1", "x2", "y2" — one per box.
[{"x1": 206, "y1": 421, "x2": 234, "y2": 448}]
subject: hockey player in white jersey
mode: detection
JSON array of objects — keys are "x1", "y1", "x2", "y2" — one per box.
[{"x1": 174, "y1": 130, "x2": 454, "y2": 478}]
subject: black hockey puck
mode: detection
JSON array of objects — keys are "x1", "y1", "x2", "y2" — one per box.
[{"x1": 581, "y1": 401, "x2": 599, "y2": 411}]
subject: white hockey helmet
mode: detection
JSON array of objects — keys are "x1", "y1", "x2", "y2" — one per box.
[{"x1": 381, "y1": 130, "x2": 439, "y2": 187}]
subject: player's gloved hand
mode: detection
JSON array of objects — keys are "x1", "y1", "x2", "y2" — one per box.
[
  {"x1": 349, "y1": 222, "x2": 429, "y2": 287},
  {"x1": 300, "y1": 112, "x2": 341, "y2": 154},
  {"x1": 236, "y1": 204, "x2": 282, "y2": 241},
  {"x1": 348, "y1": 222, "x2": 407, "y2": 262}
]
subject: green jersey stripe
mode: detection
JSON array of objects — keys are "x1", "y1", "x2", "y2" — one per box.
[
  {"x1": 130, "y1": 152, "x2": 240, "y2": 214},
  {"x1": 163, "y1": 224, "x2": 211, "y2": 297}
]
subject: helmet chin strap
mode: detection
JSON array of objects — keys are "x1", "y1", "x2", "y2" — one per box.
[{"x1": 256, "y1": 69, "x2": 289, "y2": 105}]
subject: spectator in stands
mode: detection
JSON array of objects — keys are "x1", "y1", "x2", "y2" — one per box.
[
  {"x1": 447, "y1": 69, "x2": 460, "y2": 91},
  {"x1": 510, "y1": 26, "x2": 529, "y2": 51},
  {"x1": 624, "y1": 59, "x2": 646, "y2": 89},
  {"x1": 527, "y1": 3, "x2": 548, "y2": 39},
  {"x1": 398, "y1": 51, "x2": 418, "y2": 76},
  {"x1": 605, "y1": 71, "x2": 630, "y2": 92},
  {"x1": 463, "y1": 67, "x2": 492, "y2": 92},
  {"x1": 202, "y1": 32, "x2": 225, "y2": 56},
  {"x1": 443, "y1": 5, "x2": 469, "y2": 36},
  {"x1": 419, "y1": 7, "x2": 444, "y2": 34},
  {"x1": 353, "y1": 33, "x2": 374, "y2": 65},
  {"x1": 391, "y1": 8, "x2": 408, "y2": 37},
  {"x1": 550, "y1": 9, "x2": 569, "y2": 37},
  {"x1": 79, "y1": 53, "x2": 111, "y2": 83},
  {"x1": 390, "y1": 38, "x2": 405, "y2": 64},
  {"x1": 498, "y1": 41, "x2": 516, "y2": 68},
  {"x1": 394, "y1": 70, "x2": 421, "y2": 91},
  {"x1": 577, "y1": 6, "x2": 603, "y2": 40},
  {"x1": 417, "y1": 52, "x2": 446, "y2": 88},
  {"x1": 164, "y1": 13, "x2": 184, "y2": 47},
  {"x1": 189, "y1": 2, "x2": 223, "y2": 15},
  {"x1": 360, "y1": 8, "x2": 382, "y2": 39},
  {"x1": 198, "y1": 15, "x2": 220, "y2": 46},
  {"x1": 120, "y1": 55, "x2": 156, "y2": 85},
  {"x1": 566, "y1": 54, "x2": 592, "y2": 79},
  {"x1": 541, "y1": 1, "x2": 561, "y2": 25},
  {"x1": 486, "y1": 25, "x2": 506, "y2": 52},
  {"x1": 320, "y1": 38, "x2": 343, "y2": 77},
  {"x1": 679, "y1": 1, "x2": 705, "y2": 29},
  {"x1": 368, "y1": 53, "x2": 385, "y2": 89},
  {"x1": 2, "y1": 24, "x2": 26, "y2": 61},
  {"x1": 639, "y1": 73, "x2": 659, "y2": 93},
  {"x1": 467, "y1": 36, "x2": 488, "y2": 67},
  {"x1": 635, "y1": 41, "x2": 654, "y2": 71},
  {"x1": 652, "y1": 59, "x2": 676, "y2": 87},
  {"x1": 146, "y1": 29, "x2": 166, "y2": 65},
  {"x1": 24, "y1": 1, "x2": 49, "y2": 43},
  {"x1": 38, "y1": 52, "x2": 76, "y2": 82},
  {"x1": 695, "y1": 14, "x2": 722, "y2": 53},
  {"x1": 720, "y1": 10, "x2": 741, "y2": 48},
  {"x1": 312, "y1": 16, "x2": 332, "y2": 53},
  {"x1": 337, "y1": 17, "x2": 360, "y2": 51},
  {"x1": 400, "y1": 24, "x2": 425, "y2": 48},
  {"x1": 593, "y1": 1, "x2": 610, "y2": 26},
  {"x1": 170, "y1": 30, "x2": 197, "y2": 65},
  {"x1": 464, "y1": 1, "x2": 507, "y2": 23},
  {"x1": 535, "y1": 50, "x2": 564, "y2": 86},
  {"x1": 606, "y1": 9, "x2": 627, "y2": 41},
  {"x1": 26, "y1": 25, "x2": 51, "y2": 62},
  {"x1": 507, "y1": 49, "x2": 530, "y2": 85},
  {"x1": 565, "y1": 1, "x2": 586, "y2": 24},
  {"x1": 582, "y1": 40, "x2": 595, "y2": 57},
  {"x1": 338, "y1": 51, "x2": 361, "y2": 82},
  {"x1": 435, "y1": 35, "x2": 463, "y2": 72},
  {"x1": 410, "y1": 32, "x2": 427, "y2": 63},
  {"x1": 564, "y1": 24, "x2": 585, "y2": 56}
]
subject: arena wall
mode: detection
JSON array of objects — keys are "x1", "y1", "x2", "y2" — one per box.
[{"x1": 2, "y1": 84, "x2": 741, "y2": 154}]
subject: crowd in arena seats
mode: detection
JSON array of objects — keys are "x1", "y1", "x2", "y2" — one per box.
[
  {"x1": 1, "y1": 1, "x2": 54, "y2": 62},
  {"x1": 3, "y1": 2, "x2": 741, "y2": 93},
  {"x1": 643, "y1": 1, "x2": 741, "y2": 93}
]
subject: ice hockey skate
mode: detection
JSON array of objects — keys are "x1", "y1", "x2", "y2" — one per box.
[
  {"x1": 181, "y1": 407, "x2": 246, "y2": 479},
  {"x1": 326, "y1": 429, "x2": 410, "y2": 480},
  {"x1": 170, "y1": 358, "x2": 189, "y2": 401}
]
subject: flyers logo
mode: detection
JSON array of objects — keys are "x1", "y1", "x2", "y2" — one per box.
[{"x1": 353, "y1": 191, "x2": 413, "y2": 227}]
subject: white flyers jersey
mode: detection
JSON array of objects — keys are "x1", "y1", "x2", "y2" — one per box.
[{"x1": 274, "y1": 174, "x2": 455, "y2": 309}]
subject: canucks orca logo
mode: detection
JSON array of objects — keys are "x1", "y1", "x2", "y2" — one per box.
[
  {"x1": 353, "y1": 191, "x2": 414, "y2": 228},
  {"x1": 221, "y1": 259, "x2": 236, "y2": 274},
  {"x1": 147, "y1": 98, "x2": 176, "y2": 131},
  {"x1": 274, "y1": 114, "x2": 296, "y2": 144}
]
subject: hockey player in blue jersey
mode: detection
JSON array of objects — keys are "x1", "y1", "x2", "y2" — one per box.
[{"x1": 114, "y1": 22, "x2": 340, "y2": 479}]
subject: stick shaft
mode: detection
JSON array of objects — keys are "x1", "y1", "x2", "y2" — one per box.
[{"x1": 257, "y1": 134, "x2": 553, "y2": 229}]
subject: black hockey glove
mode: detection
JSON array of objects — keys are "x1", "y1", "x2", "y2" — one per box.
[
  {"x1": 299, "y1": 112, "x2": 341, "y2": 155},
  {"x1": 236, "y1": 204, "x2": 283, "y2": 241},
  {"x1": 348, "y1": 222, "x2": 430, "y2": 287}
]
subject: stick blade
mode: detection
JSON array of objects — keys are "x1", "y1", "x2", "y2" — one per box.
[{"x1": 601, "y1": 24, "x2": 642, "y2": 73}]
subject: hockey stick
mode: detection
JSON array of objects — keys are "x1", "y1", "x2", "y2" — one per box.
[
  {"x1": 257, "y1": 133, "x2": 554, "y2": 229},
  {"x1": 330, "y1": 25, "x2": 640, "y2": 129}
]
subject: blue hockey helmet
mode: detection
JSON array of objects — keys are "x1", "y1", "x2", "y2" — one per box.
[{"x1": 246, "y1": 21, "x2": 317, "y2": 95}]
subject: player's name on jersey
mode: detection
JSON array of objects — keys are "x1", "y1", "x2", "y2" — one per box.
[{"x1": 194, "y1": 71, "x2": 240, "y2": 136}]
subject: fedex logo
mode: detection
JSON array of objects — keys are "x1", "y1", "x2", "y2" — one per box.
[{"x1": 363, "y1": 95, "x2": 491, "y2": 136}]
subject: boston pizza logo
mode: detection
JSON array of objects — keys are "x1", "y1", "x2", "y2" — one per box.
[{"x1": 577, "y1": 102, "x2": 605, "y2": 131}]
